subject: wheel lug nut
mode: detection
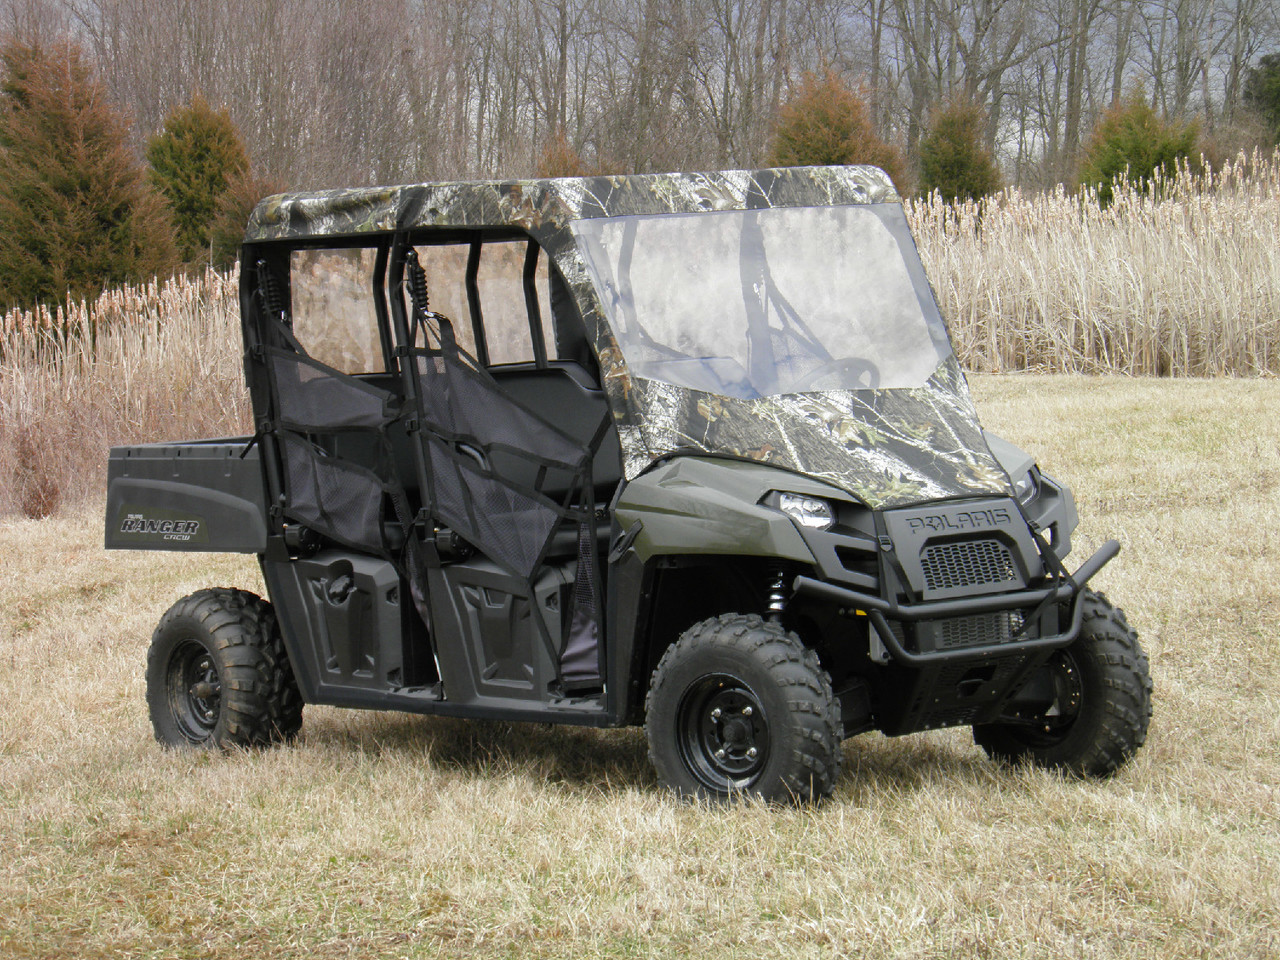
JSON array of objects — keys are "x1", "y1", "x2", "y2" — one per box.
[
  {"x1": 742, "y1": 706, "x2": 753, "y2": 716},
  {"x1": 710, "y1": 708, "x2": 722, "y2": 720},
  {"x1": 715, "y1": 749, "x2": 726, "y2": 759},
  {"x1": 747, "y1": 747, "x2": 758, "y2": 759}
]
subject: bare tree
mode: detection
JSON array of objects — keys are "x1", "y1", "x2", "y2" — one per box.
[{"x1": 17, "y1": 0, "x2": 1280, "y2": 195}]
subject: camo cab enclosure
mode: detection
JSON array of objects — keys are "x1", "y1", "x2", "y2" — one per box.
[{"x1": 107, "y1": 166, "x2": 1151, "y2": 802}]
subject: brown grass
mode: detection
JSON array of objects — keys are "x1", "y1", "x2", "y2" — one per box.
[{"x1": 1, "y1": 375, "x2": 1277, "y2": 959}]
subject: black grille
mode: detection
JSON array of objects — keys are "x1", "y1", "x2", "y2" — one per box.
[
  {"x1": 936, "y1": 610, "x2": 1024, "y2": 648},
  {"x1": 920, "y1": 539, "x2": 1017, "y2": 591}
]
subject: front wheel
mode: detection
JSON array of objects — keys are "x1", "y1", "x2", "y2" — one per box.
[
  {"x1": 645, "y1": 614, "x2": 842, "y2": 803},
  {"x1": 146, "y1": 588, "x2": 303, "y2": 748},
  {"x1": 973, "y1": 590, "x2": 1152, "y2": 777}
]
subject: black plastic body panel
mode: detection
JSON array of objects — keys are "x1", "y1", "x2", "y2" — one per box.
[
  {"x1": 264, "y1": 552, "x2": 414, "y2": 698},
  {"x1": 871, "y1": 649, "x2": 1049, "y2": 735},
  {"x1": 427, "y1": 558, "x2": 575, "y2": 704},
  {"x1": 261, "y1": 548, "x2": 617, "y2": 726},
  {"x1": 105, "y1": 439, "x2": 268, "y2": 553},
  {"x1": 605, "y1": 533, "x2": 650, "y2": 725}
]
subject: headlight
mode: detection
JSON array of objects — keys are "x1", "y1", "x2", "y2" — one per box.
[
  {"x1": 1013, "y1": 467, "x2": 1041, "y2": 505},
  {"x1": 775, "y1": 492, "x2": 836, "y2": 531}
]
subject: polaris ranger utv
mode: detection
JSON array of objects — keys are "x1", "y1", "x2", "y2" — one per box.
[{"x1": 106, "y1": 166, "x2": 1152, "y2": 802}]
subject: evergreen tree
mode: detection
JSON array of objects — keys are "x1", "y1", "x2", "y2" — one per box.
[
  {"x1": 767, "y1": 70, "x2": 907, "y2": 191},
  {"x1": 0, "y1": 38, "x2": 176, "y2": 310},
  {"x1": 1078, "y1": 91, "x2": 1199, "y2": 206},
  {"x1": 918, "y1": 99, "x2": 1001, "y2": 202},
  {"x1": 207, "y1": 168, "x2": 284, "y2": 270},
  {"x1": 147, "y1": 93, "x2": 250, "y2": 264},
  {"x1": 1243, "y1": 53, "x2": 1280, "y2": 145}
]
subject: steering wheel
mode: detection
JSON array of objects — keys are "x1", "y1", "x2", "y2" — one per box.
[{"x1": 788, "y1": 357, "x2": 881, "y2": 392}]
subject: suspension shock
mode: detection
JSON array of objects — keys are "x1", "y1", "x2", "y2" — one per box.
[
  {"x1": 765, "y1": 565, "x2": 791, "y2": 622},
  {"x1": 405, "y1": 248, "x2": 430, "y2": 316},
  {"x1": 256, "y1": 259, "x2": 287, "y2": 325}
]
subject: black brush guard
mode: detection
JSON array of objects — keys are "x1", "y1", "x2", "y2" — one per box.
[{"x1": 792, "y1": 539, "x2": 1120, "y2": 665}]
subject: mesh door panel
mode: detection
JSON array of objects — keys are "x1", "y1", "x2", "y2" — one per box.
[
  {"x1": 412, "y1": 343, "x2": 590, "y2": 578},
  {"x1": 425, "y1": 437, "x2": 558, "y2": 578},
  {"x1": 270, "y1": 349, "x2": 392, "y2": 429},
  {"x1": 448, "y1": 365, "x2": 586, "y2": 468},
  {"x1": 279, "y1": 433, "x2": 385, "y2": 553},
  {"x1": 415, "y1": 355, "x2": 586, "y2": 470}
]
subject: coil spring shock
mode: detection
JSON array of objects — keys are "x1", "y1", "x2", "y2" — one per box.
[
  {"x1": 405, "y1": 249, "x2": 430, "y2": 315},
  {"x1": 256, "y1": 259, "x2": 287, "y2": 324},
  {"x1": 765, "y1": 565, "x2": 790, "y2": 622}
]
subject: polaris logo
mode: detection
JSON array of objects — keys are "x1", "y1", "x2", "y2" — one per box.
[
  {"x1": 120, "y1": 516, "x2": 201, "y2": 538},
  {"x1": 905, "y1": 507, "x2": 1013, "y2": 534}
]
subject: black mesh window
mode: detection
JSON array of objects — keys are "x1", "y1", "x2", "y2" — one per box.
[
  {"x1": 269, "y1": 348, "x2": 394, "y2": 430},
  {"x1": 424, "y1": 437, "x2": 561, "y2": 578},
  {"x1": 402, "y1": 251, "x2": 596, "y2": 579},
  {"x1": 415, "y1": 353, "x2": 585, "y2": 469}
]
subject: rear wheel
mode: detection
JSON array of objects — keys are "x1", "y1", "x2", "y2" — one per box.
[
  {"x1": 645, "y1": 614, "x2": 842, "y2": 803},
  {"x1": 973, "y1": 590, "x2": 1151, "y2": 777},
  {"x1": 146, "y1": 588, "x2": 302, "y2": 748}
]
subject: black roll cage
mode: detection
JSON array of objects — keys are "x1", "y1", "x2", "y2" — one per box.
[
  {"x1": 240, "y1": 227, "x2": 567, "y2": 553},
  {"x1": 258, "y1": 226, "x2": 557, "y2": 382}
]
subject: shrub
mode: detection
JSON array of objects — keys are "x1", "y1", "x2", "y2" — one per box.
[
  {"x1": 918, "y1": 99, "x2": 1001, "y2": 202},
  {"x1": 0, "y1": 38, "x2": 176, "y2": 311},
  {"x1": 1078, "y1": 91, "x2": 1199, "y2": 206},
  {"x1": 537, "y1": 130, "x2": 590, "y2": 178},
  {"x1": 0, "y1": 268, "x2": 248, "y2": 515},
  {"x1": 147, "y1": 94, "x2": 250, "y2": 265},
  {"x1": 767, "y1": 70, "x2": 907, "y2": 191},
  {"x1": 1243, "y1": 52, "x2": 1280, "y2": 145},
  {"x1": 207, "y1": 168, "x2": 285, "y2": 269},
  {"x1": 12, "y1": 423, "x2": 59, "y2": 519}
]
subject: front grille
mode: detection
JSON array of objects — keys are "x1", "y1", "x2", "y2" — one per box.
[
  {"x1": 920, "y1": 539, "x2": 1017, "y2": 591},
  {"x1": 936, "y1": 610, "x2": 1024, "y2": 648},
  {"x1": 890, "y1": 610, "x2": 1025, "y2": 655}
]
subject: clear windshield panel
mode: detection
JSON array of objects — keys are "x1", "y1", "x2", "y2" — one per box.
[{"x1": 571, "y1": 204, "x2": 952, "y2": 399}]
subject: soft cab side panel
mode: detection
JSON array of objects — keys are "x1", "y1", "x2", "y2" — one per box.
[{"x1": 105, "y1": 439, "x2": 268, "y2": 553}]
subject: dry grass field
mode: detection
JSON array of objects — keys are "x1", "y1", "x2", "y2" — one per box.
[{"x1": 1, "y1": 374, "x2": 1277, "y2": 959}]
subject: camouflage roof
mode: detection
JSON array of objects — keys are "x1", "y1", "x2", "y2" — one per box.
[
  {"x1": 244, "y1": 167, "x2": 1011, "y2": 509},
  {"x1": 245, "y1": 167, "x2": 901, "y2": 242}
]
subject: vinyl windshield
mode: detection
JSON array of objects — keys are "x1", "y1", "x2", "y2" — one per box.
[{"x1": 571, "y1": 204, "x2": 952, "y2": 399}]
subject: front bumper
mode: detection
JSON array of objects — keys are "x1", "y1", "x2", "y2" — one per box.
[{"x1": 792, "y1": 539, "x2": 1119, "y2": 665}]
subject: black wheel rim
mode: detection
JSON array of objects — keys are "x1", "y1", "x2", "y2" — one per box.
[
  {"x1": 166, "y1": 638, "x2": 221, "y2": 743},
  {"x1": 676, "y1": 674, "x2": 769, "y2": 793},
  {"x1": 1014, "y1": 649, "x2": 1084, "y2": 747}
]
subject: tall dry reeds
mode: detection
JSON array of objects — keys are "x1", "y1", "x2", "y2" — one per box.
[
  {"x1": 908, "y1": 149, "x2": 1280, "y2": 376},
  {"x1": 0, "y1": 269, "x2": 249, "y2": 516}
]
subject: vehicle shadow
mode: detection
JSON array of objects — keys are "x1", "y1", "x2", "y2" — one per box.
[
  {"x1": 305, "y1": 710, "x2": 658, "y2": 794},
  {"x1": 303, "y1": 710, "x2": 1000, "y2": 801}
]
